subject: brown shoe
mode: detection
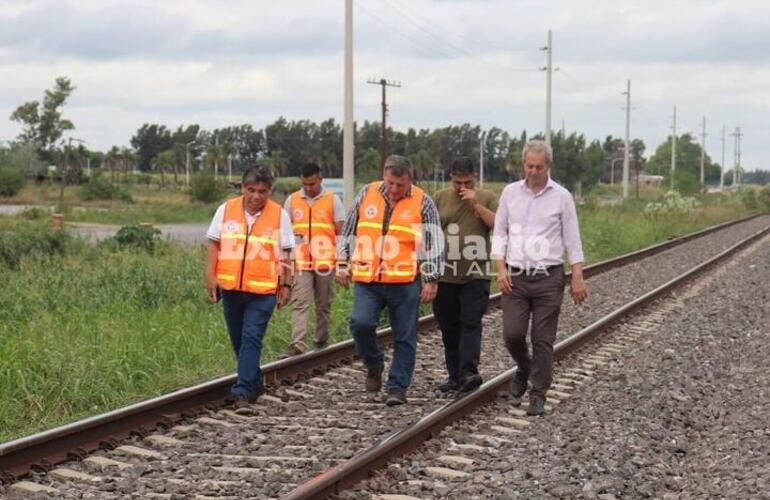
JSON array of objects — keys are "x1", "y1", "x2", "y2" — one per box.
[
  {"x1": 365, "y1": 365, "x2": 383, "y2": 392},
  {"x1": 280, "y1": 345, "x2": 304, "y2": 359}
]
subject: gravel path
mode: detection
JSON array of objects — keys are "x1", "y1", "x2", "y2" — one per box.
[
  {"x1": 2, "y1": 215, "x2": 767, "y2": 499},
  {"x1": 343, "y1": 230, "x2": 770, "y2": 499}
]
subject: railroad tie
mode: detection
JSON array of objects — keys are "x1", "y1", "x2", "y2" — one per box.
[
  {"x1": 83, "y1": 456, "x2": 134, "y2": 470},
  {"x1": 49, "y1": 467, "x2": 102, "y2": 482},
  {"x1": 9, "y1": 481, "x2": 59, "y2": 495}
]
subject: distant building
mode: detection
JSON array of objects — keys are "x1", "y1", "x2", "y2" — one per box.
[{"x1": 638, "y1": 174, "x2": 664, "y2": 187}]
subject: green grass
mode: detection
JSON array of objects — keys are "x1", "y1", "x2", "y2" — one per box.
[{"x1": 0, "y1": 193, "x2": 761, "y2": 442}]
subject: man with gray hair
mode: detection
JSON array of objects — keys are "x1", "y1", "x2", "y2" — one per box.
[
  {"x1": 491, "y1": 140, "x2": 588, "y2": 416},
  {"x1": 337, "y1": 155, "x2": 444, "y2": 406}
]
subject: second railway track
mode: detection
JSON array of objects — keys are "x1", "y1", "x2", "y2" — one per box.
[{"x1": 1, "y1": 214, "x2": 768, "y2": 499}]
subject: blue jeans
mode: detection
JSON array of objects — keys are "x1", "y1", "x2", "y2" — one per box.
[
  {"x1": 349, "y1": 280, "x2": 421, "y2": 393},
  {"x1": 222, "y1": 290, "x2": 277, "y2": 398}
]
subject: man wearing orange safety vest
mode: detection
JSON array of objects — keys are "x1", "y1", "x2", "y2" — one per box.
[
  {"x1": 282, "y1": 162, "x2": 345, "y2": 357},
  {"x1": 337, "y1": 155, "x2": 444, "y2": 406},
  {"x1": 205, "y1": 166, "x2": 295, "y2": 409}
]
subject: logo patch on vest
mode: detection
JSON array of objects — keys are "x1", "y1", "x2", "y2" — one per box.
[
  {"x1": 225, "y1": 221, "x2": 239, "y2": 232},
  {"x1": 364, "y1": 204, "x2": 378, "y2": 218},
  {"x1": 293, "y1": 209, "x2": 303, "y2": 220},
  {"x1": 399, "y1": 209, "x2": 413, "y2": 219}
]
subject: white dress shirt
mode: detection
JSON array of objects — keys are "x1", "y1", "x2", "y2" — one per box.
[{"x1": 490, "y1": 177, "x2": 584, "y2": 269}]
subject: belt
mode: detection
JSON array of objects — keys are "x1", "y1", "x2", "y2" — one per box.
[{"x1": 506, "y1": 264, "x2": 563, "y2": 277}]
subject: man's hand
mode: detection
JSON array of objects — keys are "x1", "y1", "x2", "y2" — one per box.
[
  {"x1": 277, "y1": 286, "x2": 291, "y2": 309},
  {"x1": 497, "y1": 273, "x2": 513, "y2": 295},
  {"x1": 336, "y1": 267, "x2": 351, "y2": 288},
  {"x1": 420, "y1": 281, "x2": 437, "y2": 303},
  {"x1": 570, "y1": 274, "x2": 588, "y2": 305},
  {"x1": 459, "y1": 187, "x2": 479, "y2": 207},
  {"x1": 205, "y1": 274, "x2": 219, "y2": 303}
]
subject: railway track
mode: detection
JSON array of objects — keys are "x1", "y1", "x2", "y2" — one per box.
[{"x1": 0, "y1": 214, "x2": 768, "y2": 499}]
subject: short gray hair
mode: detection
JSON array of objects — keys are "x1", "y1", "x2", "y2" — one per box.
[
  {"x1": 521, "y1": 140, "x2": 553, "y2": 166},
  {"x1": 383, "y1": 155, "x2": 413, "y2": 178}
]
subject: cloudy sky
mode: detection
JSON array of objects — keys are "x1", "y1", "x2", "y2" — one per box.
[{"x1": 1, "y1": 0, "x2": 768, "y2": 170}]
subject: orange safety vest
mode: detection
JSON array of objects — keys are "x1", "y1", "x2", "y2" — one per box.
[
  {"x1": 351, "y1": 181, "x2": 424, "y2": 284},
  {"x1": 216, "y1": 196, "x2": 283, "y2": 294},
  {"x1": 289, "y1": 191, "x2": 337, "y2": 271}
]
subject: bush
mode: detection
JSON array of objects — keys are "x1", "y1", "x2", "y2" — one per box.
[
  {"x1": 101, "y1": 224, "x2": 163, "y2": 253},
  {"x1": 643, "y1": 191, "x2": 699, "y2": 218},
  {"x1": 190, "y1": 174, "x2": 225, "y2": 203},
  {"x1": 273, "y1": 177, "x2": 301, "y2": 197},
  {"x1": 79, "y1": 176, "x2": 133, "y2": 203},
  {"x1": 20, "y1": 207, "x2": 49, "y2": 220},
  {"x1": 737, "y1": 188, "x2": 759, "y2": 210},
  {"x1": 0, "y1": 164, "x2": 25, "y2": 197},
  {"x1": 0, "y1": 222, "x2": 71, "y2": 268},
  {"x1": 760, "y1": 185, "x2": 770, "y2": 212}
]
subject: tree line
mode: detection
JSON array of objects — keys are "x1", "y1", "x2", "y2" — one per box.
[{"x1": 5, "y1": 76, "x2": 760, "y2": 195}]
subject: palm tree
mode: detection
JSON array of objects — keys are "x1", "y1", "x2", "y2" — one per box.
[
  {"x1": 205, "y1": 143, "x2": 228, "y2": 178},
  {"x1": 151, "y1": 150, "x2": 176, "y2": 188},
  {"x1": 105, "y1": 146, "x2": 120, "y2": 183}
]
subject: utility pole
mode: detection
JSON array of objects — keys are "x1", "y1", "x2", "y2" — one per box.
[
  {"x1": 699, "y1": 116, "x2": 707, "y2": 193},
  {"x1": 479, "y1": 130, "x2": 486, "y2": 187},
  {"x1": 730, "y1": 127, "x2": 743, "y2": 187},
  {"x1": 540, "y1": 30, "x2": 555, "y2": 147},
  {"x1": 561, "y1": 119, "x2": 566, "y2": 138},
  {"x1": 720, "y1": 125, "x2": 726, "y2": 191},
  {"x1": 367, "y1": 77, "x2": 401, "y2": 171},
  {"x1": 343, "y1": 0, "x2": 355, "y2": 209},
  {"x1": 622, "y1": 80, "x2": 631, "y2": 199},
  {"x1": 670, "y1": 105, "x2": 677, "y2": 190},
  {"x1": 185, "y1": 140, "x2": 195, "y2": 187}
]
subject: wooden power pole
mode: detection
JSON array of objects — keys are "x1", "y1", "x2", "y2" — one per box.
[{"x1": 367, "y1": 78, "x2": 401, "y2": 170}]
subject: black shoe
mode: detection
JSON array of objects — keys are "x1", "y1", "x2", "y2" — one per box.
[
  {"x1": 385, "y1": 388, "x2": 407, "y2": 406},
  {"x1": 437, "y1": 379, "x2": 461, "y2": 393},
  {"x1": 527, "y1": 396, "x2": 545, "y2": 416},
  {"x1": 365, "y1": 365, "x2": 384, "y2": 392},
  {"x1": 460, "y1": 374, "x2": 483, "y2": 393},
  {"x1": 511, "y1": 370, "x2": 529, "y2": 398},
  {"x1": 313, "y1": 340, "x2": 328, "y2": 350}
]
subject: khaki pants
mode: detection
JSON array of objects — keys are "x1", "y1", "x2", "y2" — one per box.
[{"x1": 290, "y1": 270, "x2": 335, "y2": 352}]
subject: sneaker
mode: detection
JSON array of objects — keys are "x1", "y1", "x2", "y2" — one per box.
[
  {"x1": 280, "y1": 346, "x2": 304, "y2": 359},
  {"x1": 437, "y1": 379, "x2": 461, "y2": 393},
  {"x1": 365, "y1": 365, "x2": 383, "y2": 392},
  {"x1": 527, "y1": 395, "x2": 546, "y2": 416},
  {"x1": 511, "y1": 369, "x2": 529, "y2": 398},
  {"x1": 460, "y1": 374, "x2": 483, "y2": 393},
  {"x1": 385, "y1": 388, "x2": 407, "y2": 406}
]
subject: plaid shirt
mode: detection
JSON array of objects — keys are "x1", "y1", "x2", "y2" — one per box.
[{"x1": 338, "y1": 182, "x2": 444, "y2": 282}]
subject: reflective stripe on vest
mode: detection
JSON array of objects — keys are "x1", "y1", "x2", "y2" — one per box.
[
  {"x1": 215, "y1": 196, "x2": 283, "y2": 294},
  {"x1": 289, "y1": 191, "x2": 337, "y2": 271},
  {"x1": 351, "y1": 181, "x2": 424, "y2": 284}
]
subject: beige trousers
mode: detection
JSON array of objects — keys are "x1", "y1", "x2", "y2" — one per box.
[{"x1": 290, "y1": 270, "x2": 335, "y2": 352}]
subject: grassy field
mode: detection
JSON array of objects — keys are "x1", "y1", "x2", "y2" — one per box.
[{"x1": 0, "y1": 192, "x2": 761, "y2": 442}]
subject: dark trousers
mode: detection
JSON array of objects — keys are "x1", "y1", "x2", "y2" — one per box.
[
  {"x1": 501, "y1": 267, "x2": 565, "y2": 398},
  {"x1": 433, "y1": 279, "x2": 491, "y2": 384},
  {"x1": 222, "y1": 290, "x2": 277, "y2": 399}
]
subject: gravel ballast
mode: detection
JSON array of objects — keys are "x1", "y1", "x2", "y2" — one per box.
[{"x1": 347, "y1": 230, "x2": 770, "y2": 499}]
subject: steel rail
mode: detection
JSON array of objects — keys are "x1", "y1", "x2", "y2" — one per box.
[
  {"x1": 283, "y1": 225, "x2": 770, "y2": 500},
  {"x1": 0, "y1": 213, "x2": 763, "y2": 482}
]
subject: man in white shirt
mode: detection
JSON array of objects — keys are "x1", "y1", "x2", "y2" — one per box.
[
  {"x1": 491, "y1": 140, "x2": 588, "y2": 416},
  {"x1": 282, "y1": 163, "x2": 345, "y2": 356},
  {"x1": 204, "y1": 166, "x2": 295, "y2": 408}
]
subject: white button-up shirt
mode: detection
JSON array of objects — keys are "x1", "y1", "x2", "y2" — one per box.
[{"x1": 490, "y1": 177, "x2": 584, "y2": 269}]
